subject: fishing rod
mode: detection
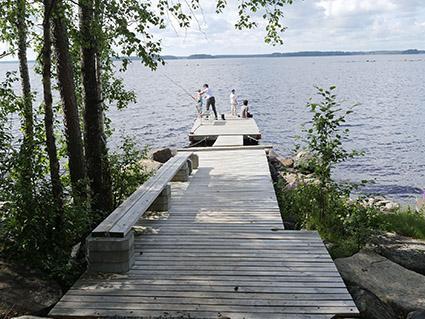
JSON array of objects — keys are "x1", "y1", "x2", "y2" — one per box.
[{"x1": 162, "y1": 73, "x2": 196, "y2": 101}]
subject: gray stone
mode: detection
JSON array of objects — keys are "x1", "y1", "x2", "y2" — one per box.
[
  {"x1": 347, "y1": 285, "x2": 397, "y2": 319},
  {"x1": 151, "y1": 148, "x2": 174, "y2": 163},
  {"x1": 280, "y1": 157, "x2": 294, "y2": 168},
  {"x1": 0, "y1": 259, "x2": 62, "y2": 317},
  {"x1": 139, "y1": 158, "x2": 162, "y2": 173},
  {"x1": 335, "y1": 251, "x2": 425, "y2": 317},
  {"x1": 407, "y1": 310, "x2": 425, "y2": 319},
  {"x1": 369, "y1": 232, "x2": 425, "y2": 275}
]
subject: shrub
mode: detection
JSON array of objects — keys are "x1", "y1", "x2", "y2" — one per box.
[{"x1": 109, "y1": 135, "x2": 152, "y2": 208}]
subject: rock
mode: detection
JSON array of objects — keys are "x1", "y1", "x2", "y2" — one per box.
[
  {"x1": 280, "y1": 172, "x2": 299, "y2": 189},
  {"x1": 139, "y1": 158, "x2": 162, "y2": 173},
  {"x1": 150, "y1": 148, "x2": 174, "y2": 163},
  {"x1": 12, "y1": 316, "x2": 50, "y2": 319},
  {"x1": 335, "y1": 251, "x2": 425, "y2": 317},
  {"x1": 384, "y1": 201, "x2": 400, "y2": 211},
  {"x1": 0, "y1": 259, "x2": 62, "y2": 317},
  {"x1": 347, "y1": 285, "x2": 398, "y2": 319},
  {"x1": 360, "y1": 196, "x2": 400, "y2": 213},
  {"x1": 280, "y1": 157, "x2": 294, "y2": 168},
  {"x1": 293, "y1": 150, "x2": 315, "y2": 173},
  {"x1": 369, "y1": 233, "x2": 425, "y2": 275},
  {"x1": 407, "y1": 310, "x2": 425, "y2": 319}
]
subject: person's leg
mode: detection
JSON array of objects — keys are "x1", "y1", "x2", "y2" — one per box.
[
  {"x1": 211, "y1": 97, "x2": 218, "y2": 119},
  {"x1": 206, "y1": 98, "x2": 211, "y2": 111}
]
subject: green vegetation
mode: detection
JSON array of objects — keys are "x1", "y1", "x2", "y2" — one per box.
[
  {"x1": 377, "y1": 209, "x2": 425, "y2": 240},
  {"x1": 0, "y1": 1, "x2": 295, "y2": 286},
  {"x1": 276, "y1": 86, "x2": 425, "y2": 258}
]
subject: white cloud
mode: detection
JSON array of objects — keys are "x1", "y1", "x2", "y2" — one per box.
[{"x1": 316, "y1": 0, "x2": 396, "y2": 17}]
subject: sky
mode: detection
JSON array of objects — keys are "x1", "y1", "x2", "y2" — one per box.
[
  {"x1": 158, "y1": 0, "x2": 425, "y2": 55},
  {"x1": 1, "y1": 0, "x2": 424, "y2": 60}
]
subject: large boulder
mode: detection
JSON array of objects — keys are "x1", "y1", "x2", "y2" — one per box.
[
  {"x1": 369, "y1": 233, "x2": 425, "y2": 276},
  {"x1": 347, "y1": 285, "x2": 397, "y2": 319},
  {"x1": 0, "y1": 259, "x2": 62, "y2": 318},
  {"x1": 150, "y1": 148, "x2": 175, "y2": 163},
  {"x1": 407, "y1": 310, "x2": 425, "y2": 319},
  {"x1": 335, "y1": 251, "x2": 425, "y2": 318},
  {"x1": 139, "y1": 158, "x2": 162, "y2": 173}
]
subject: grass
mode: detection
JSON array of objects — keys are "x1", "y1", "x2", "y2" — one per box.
[{"x1": 377, "y1": 209, "x2": 425, "y2": 240}]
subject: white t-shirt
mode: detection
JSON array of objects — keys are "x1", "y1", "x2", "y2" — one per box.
[
  {"x1": 230, "y1": 93, "x2": 238, "y2": 105},
  {"x1": 201, "y1": 87, "x2": 213, "y2": 99}
]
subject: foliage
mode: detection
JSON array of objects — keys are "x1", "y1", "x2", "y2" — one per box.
[
  {"x1": 0, "y1": 0, "x2": 297, "y2": 287},
  {"x1": 276, "y1": 86, "x2": 378, "y2": 258},
  {"x1": 276, "y1": 181, "x2": 381, "y2": 257},
  {"x1": 109, "y1": 136, "x2": 152, "y2": 209},
  {"x1": 377, "y1": 208, "x2": 425, "y2": 240},
  {"x1": 296, "y1": 86, "x2": 362, "y2": 220}
]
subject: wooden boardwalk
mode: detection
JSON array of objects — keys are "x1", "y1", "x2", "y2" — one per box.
[{"x1": 50, "y1": 147, "x2": 358, "y2": 318}]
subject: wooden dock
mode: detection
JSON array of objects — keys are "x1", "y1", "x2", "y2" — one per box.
[
  {"x1": 189, "y1": 116, "x2": 261, "y2": 143},
  {"x1": 50, "y1": 116, "x2": 358, "y2": 318}
]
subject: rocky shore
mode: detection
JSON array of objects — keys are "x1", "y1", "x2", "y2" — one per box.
[{"x1": 268, "y1": 149, "x2": 425, "y2": 319}]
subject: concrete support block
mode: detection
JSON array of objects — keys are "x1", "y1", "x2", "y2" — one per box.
[
  {"x1": 148, "y1": 184, "x2": 171, "y2": 211},
  {"x1": 86, "y1": 231, "x2": 134, "y2": 273},
  {"x1": 187, "y1": 159, "x2": 193, "y2": 175},
  {"x1": 190, "y1": 153, "x2": 199, "y2": 169},
  {"x1": 172, "y1": 161, "x2": 190, "y2": 182}
]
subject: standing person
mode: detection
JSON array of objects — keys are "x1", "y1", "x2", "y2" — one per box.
[
  {"x1": 229, "y1": 89, "x2": 238, "y2": 116},
  {"x1": 200, "y1": 84, "x2": 218, "y2": 120},
  {"x1": 241, "y1": 99, "x2": 249, "y2": 118},
  {"x1": 194, "y1": 89, "x2": 203, "y2": 117}
]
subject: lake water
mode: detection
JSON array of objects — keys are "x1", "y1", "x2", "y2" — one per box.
[{"x1": 1, "y1": 54, "x2": 424, "y2": 203}]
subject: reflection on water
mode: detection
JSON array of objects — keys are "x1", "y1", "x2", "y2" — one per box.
[{"x1": 1, "y1": 54, "x2": 424, "y2": 203}]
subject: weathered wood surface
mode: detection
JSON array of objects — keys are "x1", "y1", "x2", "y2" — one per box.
[
  {"x1": 50, "y1": 149, "x2": 358, "y2": 318},
  {"x1": 213, "y1": 135, "x2": 244, "y2": 147},
  {"x1": 92, "y1": 153, "x2": 192, "y2": 237},
  {"x1": 190, "y1": 117, "x2": 261, "y2": 141}
]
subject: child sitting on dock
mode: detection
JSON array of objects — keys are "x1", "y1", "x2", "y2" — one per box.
[{"x1": 241, "y1": 100, "x2": 249, "y2": 118}]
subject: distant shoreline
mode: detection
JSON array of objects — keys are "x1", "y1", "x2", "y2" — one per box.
[
  {"x1": 1, "y1": 49, "x2": 424, "y2": 64},
  {"x1": 161, "y1": 49, "x2": 425, "y2": 60}
]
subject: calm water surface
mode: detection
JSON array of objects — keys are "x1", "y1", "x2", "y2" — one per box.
[{"x1": 1, "y1": 55, "x2": 424, "y2": 202}]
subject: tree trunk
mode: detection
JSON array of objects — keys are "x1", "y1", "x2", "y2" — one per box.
[
  {"x1": 16, "y1": 0, "x2": 34, "y2": 191},
  {"x1": 52, "y1": 0, "x2": 87, "y2": 203},
  {"x1": 42, "y1": 0, "x2": 64, "y2": 227},
  {"x1": 80, "y1": 0, "x2": 113, "y2": 214}
]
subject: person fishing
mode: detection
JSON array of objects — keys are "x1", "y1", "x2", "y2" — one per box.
[
  {"x1": 200, "y1": 84, "x2": 218, "y2": 120},
  {"x1": 194, "y1": 89, "x2": 203, "y2": 117},
  {"x1": 230, "y1": 89, "x2": 238, "y2": 116}
]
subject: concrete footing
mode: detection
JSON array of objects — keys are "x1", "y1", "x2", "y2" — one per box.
[
  {"x1": 86, "y1": 232, "x2": 135, "y2": 273},
  {"x1": 172, "y1": 161, "x2": 190, "y2": 182},
  {"x1": 190, "y1": 153, "x2": 199, "y2": 169},
  {"x1": 148, "y1": 184, "x2": 171, "y2": 211}
]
